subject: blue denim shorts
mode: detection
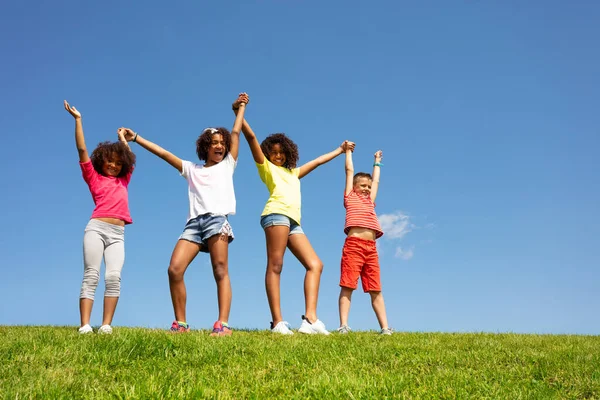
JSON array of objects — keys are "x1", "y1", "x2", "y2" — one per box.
[
  {"x1": 260, "y1": 213, "x2": 304, "y2": 235},
  {"x1": 180, "y1": 214, "x2": 234, "y2": 252}
]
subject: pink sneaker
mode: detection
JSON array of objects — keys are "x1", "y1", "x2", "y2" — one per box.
[
  {"x1": 210, "y1": 321, "x2": 232, "y2": 337},
  {"x1": 170, "y1": 321, "x2": 190, "y2": 333}
]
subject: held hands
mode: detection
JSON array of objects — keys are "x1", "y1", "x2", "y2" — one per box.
[
  {"x1": 232, "y1": 92, "x2": 249, "y2": 110},
  {"x1": 374, "y1": 150, "x2": 383, "y2": 163},
  {"x1": 341, "y1": 140, "x2": 356, "y2": 152},
  {"x1": 117, "y1": 128, "x2": 128, "y2": 143},
  {"x1": 64, "y1": 100, "x2": 81, "y2": 119},
  {"x1": 119, "y1": 128, "x2": 137, "y2": 142}
]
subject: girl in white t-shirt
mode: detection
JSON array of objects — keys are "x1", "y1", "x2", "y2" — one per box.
[{"x1": 125, "y1": 93, "x2": 248, "y2": 335}]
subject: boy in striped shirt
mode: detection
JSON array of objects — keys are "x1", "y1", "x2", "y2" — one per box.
[{"x1": 337, "y1": 148, "x2": 392, "y2": 335}]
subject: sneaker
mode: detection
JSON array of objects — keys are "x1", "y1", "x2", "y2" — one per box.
[
  {"x1": 170, "y1": 321, "x2": 190, "y2": 333},
  {"x1": 78, "y1": 324, "x2": 93, "y2": 334},
  {"x1": 380, "y1": 327, "x2": 394, "y2": 335},
  {"x1": 98, "y1": 325, "x2": 113, "y2": 335},
  {"x1": 210, "y1": 321, "x2": 232, "y2": 337},
  {"x1": 337, "y1": 325, "x2": 352, "y2": 334},
  {"x1": 270, "y1": 321, "x2": 294, "y2": 335},
  {"x1": 298, "y1": 315, "x2": 330, "y2": 335}
]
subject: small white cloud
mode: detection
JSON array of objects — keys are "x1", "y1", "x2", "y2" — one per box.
[
  {"x1": 395, "y1": 246, "x2": 414, "y2": 260},
  {"x1": 379, "y1": 211, "x2": 414, "y2": 240}
]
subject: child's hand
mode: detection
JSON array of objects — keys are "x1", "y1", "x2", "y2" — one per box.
[
  {"x1": 117, "y1": 128, "x2": 127, "y2": 142},
  {"x1": 341, "y1": 140, "x2": 355, "y2": 152},
  {"x1": 64, "y1": 100, "x2": 81, "y2": 119},
  {"x1": 374, "y1": 150, "x2": 383, "y2": 162},
  {"x1": 232, "y1": 92, "x2": 249, "y2": 110},
  {"x1": 122, "y1": 128, "x2": 137, "y2": 142}
]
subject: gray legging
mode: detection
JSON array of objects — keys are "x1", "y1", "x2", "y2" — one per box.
[{"x1": 80, "y1": 219, "x2": 125, "y2": 299}]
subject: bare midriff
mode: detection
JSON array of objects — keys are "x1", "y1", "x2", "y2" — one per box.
[
  {"x1": 347, "y1": 227, "x2": 376, "y2": 241},
  {"x1": 93, "y1": 217, "x2": 125, "y2": 227}
]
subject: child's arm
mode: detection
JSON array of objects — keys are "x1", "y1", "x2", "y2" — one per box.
[
  {"x1": 344, "y1": 144, "x2": 355, "y2": 195},
  {"x1": 124, "y1": 129, "x2": 183, "y2": 173},
  {"x1": 298, "y1": 140, "x2": 355, "y2": 179},
  {"x1": 117, "y1": 128, "x2": 131, "y2": 150},
  {"x1": 236, "y1": 115, "x2": 265, "y2": 165},
  {"x1": 64, "y1": 100, "x2": 89, "y2": 163},
  {"x1": 370, "y1": 150, "x2": 383, "y2": 202},
  {"x1": 229, "y1": 93, "x2": 249, "y2": 161}
]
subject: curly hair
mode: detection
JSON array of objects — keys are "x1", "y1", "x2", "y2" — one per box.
[
  {"x1": 90, "y1": 141, "x2": 136, "y2": 177},
  {"x1": 196, "y1": 127, "x2": 231, "y2": 161},
  {"x1": 353, "y1": 172, "x2": 373, "y2": 185},
  {"x1": 260, "y1": 133, "x2": 299, "y2": 169}
]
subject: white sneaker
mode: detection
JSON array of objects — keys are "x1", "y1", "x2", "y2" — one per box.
[
  {"x1": 98, "y1": 325, "x2": 113, "y2": 335},
  {"x1": 298, "y1": 315, "x2": 330, "y2": 335},
  {"x1": 78, "y1": 324, "x2": 93, "y2": 334},
  {"x1": 380, "y1": 328, "x2": 393, "y2": 335},
  {"x1": 271, "y1": 321, "x2": 294, "y2": 335}
]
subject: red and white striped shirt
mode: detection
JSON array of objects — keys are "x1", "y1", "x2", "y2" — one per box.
[{"x1": 343, "y1": 190, "x2": 383, "y2": 239}]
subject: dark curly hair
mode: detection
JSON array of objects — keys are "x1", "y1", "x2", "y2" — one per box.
[
  {"x1": 353, "y1": 172, "x2": 373, "y2": 185},
  {"x1": 90, "y1": 141, "x2": 136, "y2": 177},
  {"x1": 196, "y1": 127, "x2": 231, "y2": 161},
  {"x1": 260, "y1": 133, "x2": 299, "y2": 169}
]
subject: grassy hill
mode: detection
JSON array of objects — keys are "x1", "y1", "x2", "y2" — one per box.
[{"x1": 1, "y1": 326, "x2": 598, "y2": 399}]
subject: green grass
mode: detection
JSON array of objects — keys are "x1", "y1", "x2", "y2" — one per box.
[{"x1": 1, "y1": 327, "x2": 599, "y2": 399}]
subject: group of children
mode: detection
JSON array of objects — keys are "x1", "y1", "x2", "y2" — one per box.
[{"x1": 64, "y1": 93, "x2": 393, "y2": 336}]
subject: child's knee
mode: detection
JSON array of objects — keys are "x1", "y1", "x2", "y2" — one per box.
[
  {"x1": 80, "y1": 268, "x2": 100, "y2": 298},
  {"x1": 168, "y1": 263, "x2": 185, "y2": 281},
  {"x1": 212, "y1": 259, "x2": 228, "y2": 281},
  {"x1": 306, "y1": 259, "x2": 323, "y2": 273},
  {"x1": 267, "y1": 258, "x2": 284, "y2": 274},
  {"x1": 369, "y1": 290, "x2": 383, "y2": 300},
  {"x1": 104, "y1": 271, "x2": 121, "y2": 297}
]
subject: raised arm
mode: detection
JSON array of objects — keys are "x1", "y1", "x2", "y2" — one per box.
[
  {"x1": 229, "y1": 93, "x2": 249, "y2": 161},
  {"x1": 237, "y1": 116, "x2": 265, "y2": 165},
  {"x1": 344, "y1": 143, "x2": 355, "y2": 195},
  {"x1": 298, "y1": 140, "x2": 355, "y2": 179},
  {"x1": 64, "y1": 100, "x2": 89, "y2": 163},
  {"x1": 117, "y1": 128, "x2": 131, "y2": 151},
  {"x1": 370, "y1": 150, "x2": 383, "y2": 202},
  {"x1": 123, "y1": 129, "x2": 183, "y2": 173}
]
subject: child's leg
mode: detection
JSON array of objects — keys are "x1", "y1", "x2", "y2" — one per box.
[
  {"x1": 80, "y1": 225, "x2": 104, "y2": 326},
  {"x1": 362, "y1": 240, "x2": 388, "y2": 329},
  {"x1": 206, "y1": 234, "x2": 231, "y2": 324},
  {"x1": 168, "y1": 240, "x2": 201, "y2": 323},
  {"x1": 287, "y1": 233, "x2": 323, "y2": 323},
  {"x1": 102, "y1": 234, "x2": 125, "y2": 326},
  {"x1": 369, "y1": 291, "x2": 389, "y2": 330},
  {"x1": 264, "y1": 225, "x2": 291, "y2": 325},
  {"x1": 339, "y1": 237, "x2": 364, "y2": 327},
  {"x1": 338, "y1": 287, "x2": 354, "y2": 327}
]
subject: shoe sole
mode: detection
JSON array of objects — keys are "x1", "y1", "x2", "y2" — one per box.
[{"x1": 299, "y1": 326, "x2": 330, "y2": 335}]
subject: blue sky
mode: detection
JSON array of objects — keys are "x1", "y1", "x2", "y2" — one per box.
[{"x1": 0, "y1": 1, "x2": 598, "y2": 334}]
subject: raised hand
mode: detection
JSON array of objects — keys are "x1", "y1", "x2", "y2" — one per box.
[
  {"x1": 64, "y1": 100, "x2": 81, "y2": 119},
  {"x1": 374, "y1": 150, "x2": 383, "y2": 162},
  {"x1": 341, "y1": 140, "x2": 356, "y2": 152},
  {"x1": 232, "y1": 92, "x2": 249, "y2": 110},
  {"x1": 122, "y1": 128, "x2": 137, "y2": 142}
]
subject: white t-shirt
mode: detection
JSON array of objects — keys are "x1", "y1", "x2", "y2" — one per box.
[{"x1": 180, "y1": 153, "x2": 237, "y2": 221}]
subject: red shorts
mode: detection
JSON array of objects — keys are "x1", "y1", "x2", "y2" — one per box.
[{"x1": 340, "y1": 236, "x2": 381, "y2": 292}]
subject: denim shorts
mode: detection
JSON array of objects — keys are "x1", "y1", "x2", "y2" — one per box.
[
  {"x1": 260, "y1": 213, "x2": 304, "y2": 235},
  {"x1": 179, "y1": 214, "x2": 234, "y2": 252}
]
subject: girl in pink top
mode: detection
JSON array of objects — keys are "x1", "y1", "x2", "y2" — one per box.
[{"x1": 64, "y1": 100, "x2": 136, "y2": 335}]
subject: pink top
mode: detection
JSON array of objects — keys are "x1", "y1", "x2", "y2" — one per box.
[
  {"x1": 344, "y1": 190, "x2": 383, "y2": 239},
  {"x1": 80, "y1": 160, "x2": 133, "y2": 224}
]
